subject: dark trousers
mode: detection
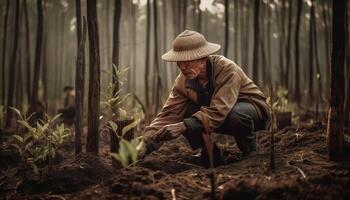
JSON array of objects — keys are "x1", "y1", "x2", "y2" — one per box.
[{"x1": 183, "y1": 101, "x2": 267, "y2": 153}]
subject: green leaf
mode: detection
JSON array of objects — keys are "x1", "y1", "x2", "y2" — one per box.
[
  {"x1": 9, "y1": 144, "x2": 22, "y2": 156},
  {"x1": 12, "y1": 135, "x2": 24, "y2": 143},
  {"x1": 9, "y1": 107, "x2": 21, "y2": 118},
  {"x1": 31, "y1": 163, "x2": 39, "y2": 174},
  {"x1": 51, "y1": 113, "x2": 62, "y2": 123},
  {"x1": 108, "y1": 121, "x2": 118, "y2": 133},
  {"x1": 124, "y1": 138, "x2": 139, "y2": 162},
  {"x1": 17, "y1": 120, "x2": 35, "y2": 133}
]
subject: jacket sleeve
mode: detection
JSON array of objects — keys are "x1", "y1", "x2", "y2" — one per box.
[
  {"x1": 192, "y1": 59, "x2": 242, "y2": 133},
  {"x1": 143, "y1": 78, "x2": 189, "y2": 139}
]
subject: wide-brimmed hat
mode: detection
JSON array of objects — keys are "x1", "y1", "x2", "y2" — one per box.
[{"x1": 162, "y1": 30, "x2": 221, "y2": 62}]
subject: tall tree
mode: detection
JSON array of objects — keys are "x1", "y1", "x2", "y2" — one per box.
[
  {"x1": 112, "y1": 0, "x2": 121, "y2": 109},
  {"x1": 294, "y1": 0, "x2": 302, "y2": 104},
  {"x1": 5, "y1": 0, "x2": 19, "y2": 129},
  {"x1": 145, "y1": 0, "x2": 151, "y2": 111},
  {"x1": 252, "y1": 0, "x2": 260, "y2": 84},
  {"x1": 223, "y1": 0, "x2": 229, "y2": 57},
  {"x1": 344, "y1": 0, "x2": 350, "y2": 128},
  {"x1": 285, "y1": 0, "x2": 292, "y2": 93},
  {"x1": 1, "y1": 0, "x2": 10, "y2": 107},
  {"x1": 308, "y1": 0, "x2": 315, "y2": 101},
  {"x1": 28, "y1": 0, "x2": 44, "y2": 124},
  {"x1": 322, "y1": 0, "x2": 331, "y2": 99},
  {"x1": 75, "y1": 0, "x2": 86, "y2": 155},
  {"x1": 23, "y1": 0, "x2": 31, "y2": 103},
  {"x1": 153, "y1": 0, "x2": 162, "y2": 113},
  {"x1": 279, "y1": 0, "x2": 286, "y2": 88},
  {"x1": 86, "y1": 0, "x2": 101, "y2": 154},
  {"x1": 327, "y1": 0, "x2": 346, "y2": 161}
]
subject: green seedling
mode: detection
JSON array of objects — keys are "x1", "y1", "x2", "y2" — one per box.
[{"x1": 8, "y1": 107, "x2": 69, "y2": 175}]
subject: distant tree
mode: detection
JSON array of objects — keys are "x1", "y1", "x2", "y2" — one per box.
[
  {"x1": 112, "y1": 0, "x2": 121, "y2": 114},
  {"x1": 5, "y1": 0, "x2": 19, "y2": 129},
  {"x1": 252, "y1": 0, "x2": 260, "y2": 84},
  {"x1": 285, "y1": 0, "x2": 292, "y2": 93},
  {"x1": 23, "y1": 0, "x2": 31, "y2": 103},
  {"x1": 153, "y1": 0, "x2": 162, "y2": 113},
  {"x1": 1, "y1": 0, "x2": 10, "y2": 107},
  {"x1": 308, "y1": 0, "x2": 315, "y2": 101},
  {"x1": 145, "y1": 0, "x2": 151, "y2": 111},
  {"x1": 86, "y1": 0, "x2": 101, "y2": 154},
  {"x1": 223, "y1": 0, "x2": 229, "y2": 57},
  {"x1": 181, "y1": 0, "x2": 187, "y2": 30},
  {"x1": 75, "y1": 0, "x2": 86, "y2": 155},
  {"x1": 279, "y1": 0, "x2": 286, "y2": 88},
  {"x1": 196, "y1": 0, "x2": 202, "y2": 32},
  {"x1": 294, "y1": 0, "x2": 302, "y2": 104},
  {"x1": 28, "y1": 0, "x2": 44, "y2": 124},
  {"x1": 327, "y1": 0, "x2": 346, "y2": 161},
  {"x1": 322, "y1": 0, "x2": 331, "y2": 98}
]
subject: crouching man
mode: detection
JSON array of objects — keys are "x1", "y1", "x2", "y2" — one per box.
[{"x1": 141, "y1": 30, "x2": 270, "y2": 166}]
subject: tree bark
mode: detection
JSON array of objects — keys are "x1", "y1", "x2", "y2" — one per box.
[
  {"x1": 153, "y1": 0, "x2": 162, "y2": 114},
  {"x1": 224, "y1": 0, "x2": 229, "y2": 57},
  {"x1": 252, "y1": 0, "x2": 260, "y2": 84},
  {"x1": 5, "y1": 0, "x2": 19, "y2": 129},
  {"x1": 294, "y1": 0, "x2": 302, "y2": 104},
  {"x1": 75, "y1": 0, "x2": 86, "y2": 155},
  {"x1": 308, "y1": 0, "x2": 315, "y2": 101},
  {"x1": 23, "y1": 0, "x2": 31, "y2": 103},
  {"x1": 285, "y1": 0, "x2": 292, "y2": 95},
  {"x1": 279, "y1": 0, "x2": 286, "y2": 88},
  {"x1": 145, "y1": 0, "x2": 151, "y2": 110},
  {"x1": 322, "y1": 0, "x2": 331, "y2": 100},
  {"x1": 112, "y1": 0, "x2": 121, "y2": 115},
  {"x1": 86, "y1": 0, "x2": 101, "y2": 154},
  {"x1": 1, "y1": 0, "x2": 10, "y2": 107},
  {"x1": 327, "y1": 0, "x2": 346, "y2": 161},
  {"x1": 28, "y1": 0, "x2": 44, "y2": 124}
]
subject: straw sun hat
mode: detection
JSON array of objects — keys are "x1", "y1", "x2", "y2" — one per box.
[{"x1": 161, "y1": 30, "x2": 221, "y2": 62}]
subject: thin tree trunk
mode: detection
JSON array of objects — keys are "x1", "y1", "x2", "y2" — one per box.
[
  {"x1": 182, "y1": 0, "x2": 187, "y2": 30},
  {"x1": 5, "y1": 0, "x2": 19, "y2": 129},
  {"x1": 285, "y1": 0, "x2": 292, "y2": 95},
  {"x1": 145, "y1": 0, "x2": 151, "y2": 111},
  {"x1": 279, "y1": 0, "x2": 286, "y2": 88},
  {"x1": 252, "y1": 0, "x2": 260, "y2": 84},
  {"x1": 197, "y1": 0, "x2": 202, "y2": 32},
  {"x1": 327, "y1": 0, "x2": 346, "y2": 161},
  {"x1": 312, "y1": 1, "x2": 322, "y2": 104},
  {"x1": 86, "y1": 0, "x2": 101, "y2": 154},
  {"x1": 75, "y1": 0, "x2": 86, "y2": 155},
  {"x1": 112, "y1": 0, "x2": 121, "y2": 112},
  {"x1": 344, "y1": 0, "x2": 350, "y2": 128},
  {"x1": 224, "y1": 0, "x2": 229, "y2": 57},
  {"x1": 29, "y1": 0, "x2": 44, "y2": 124},
  {"x1": 266, "y1": 0, "x2": 271, "y2": 84},
  {"x1": 308, "y1": 0, "x2": 315, "y2": 101},
  {"x1": 131, "y1": 2, "x2": 137, "y2": 93},
  {"x1": 153, "y1": 0, "x2": 162, "y2": 113},
  {"x1": 1, "y1": 0, "x2": 10, "y2": 107},
  {"x1": 294, "y1": 0, "x2": 302, "y2": 104},
  {"x1": 234, "y1": 0, "x2": 238, "y2": 61},
  {"x1": 23, "y1": 0, "x2": 31, "y2": 103},
  {"x1": 323, "y1": 0, "x2": 331, "y2": 100}
]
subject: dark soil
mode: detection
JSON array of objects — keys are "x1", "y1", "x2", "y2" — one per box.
[{"x1": 1, "y1": 119, "x2": 350, "y2": 200}]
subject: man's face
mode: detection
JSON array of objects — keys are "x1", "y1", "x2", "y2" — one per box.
[{"x1": 177, "y1": 58, "x2": 206, "y2": 80}]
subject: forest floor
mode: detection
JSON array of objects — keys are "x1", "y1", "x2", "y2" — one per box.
[{"x1": 1, "y1": 113, "x2": 350, "y2": 200}]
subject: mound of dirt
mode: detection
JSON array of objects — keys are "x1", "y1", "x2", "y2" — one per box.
[{"x1": 18, "y1": 153, "x2": 112, "y2": 195}]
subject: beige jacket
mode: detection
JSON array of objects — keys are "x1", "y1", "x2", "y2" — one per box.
[{"x1": 144, "y1": 55, "x2": 270, "y2": 138}]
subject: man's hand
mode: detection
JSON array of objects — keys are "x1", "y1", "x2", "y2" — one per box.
[{"x1": 153, "y1": 122, "x2": 187, "y2": 142}]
